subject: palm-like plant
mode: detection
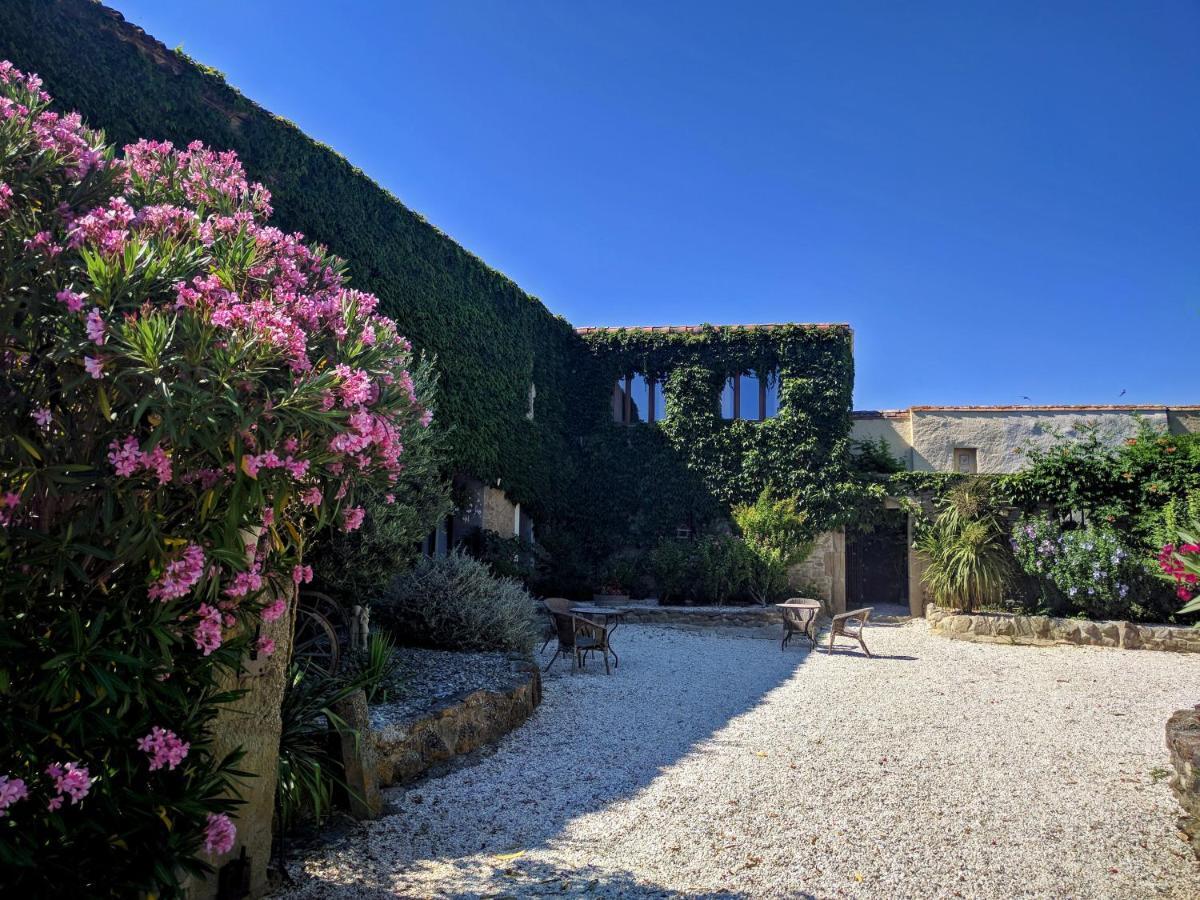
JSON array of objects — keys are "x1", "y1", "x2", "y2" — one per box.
[{"x1": 916, "y1": 481, "x2": 1014, "y2": 612}]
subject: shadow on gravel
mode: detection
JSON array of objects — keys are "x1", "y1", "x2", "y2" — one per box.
[{"x1": 279, "y1": 625, "x2": 838, "y2": 898}]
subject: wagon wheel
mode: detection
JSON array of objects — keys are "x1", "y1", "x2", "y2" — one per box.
[
  {"x1": 292, "y1": 606, "x2": 340, "y2": 676},
  {"x1": 298, "y1": 589, "x2": 351, "y2": 648}
]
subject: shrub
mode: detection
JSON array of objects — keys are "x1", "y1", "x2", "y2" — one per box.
[
  {"x1": 915, "y1": 481, "x2": 1014, "y2": 612},
  {"x1": 690, "y1": 534, "x2": 751, "y2": 604},
  {"x1": 475, "y1": 529, "x2": 548, "y2": 584},
  {"x1": 1012, "y1": 515, "x2": 1169, "y2": 620},
  {"x1": 377, "y1": 550, "x2": 540, "y2": 654},
  {"x1": 646, "y1": 537, "x2": 693, "y2": 604},
  {"x1": 732, "y1": 490, "x2": 813, "y2": 604},
  {"x1": 306, "y1": 362, "x2": 452, "y2": 606},
  {"x1": 0, "y1": 62, "x2": 430, "y2": 894}
]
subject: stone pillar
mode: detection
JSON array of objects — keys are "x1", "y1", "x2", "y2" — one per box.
[
  {"x1": 1167, "y1": 706, "x2": 1200, "y2": 859},
  {"x1": 787, "y1": 530, "x2": 846, "y2": 615},
  {"x1": 907, "y1": 514, "x2": 926, "y2": 617},
  {"x1": 333, "y1": 689, "x2": 383, "y2": 820},
  {"x1": 185, "y1": 592, "x2": 296, "y2": 899},
  {"x1": 830, "y1": 529, "x2": 846, "y2": 615}
]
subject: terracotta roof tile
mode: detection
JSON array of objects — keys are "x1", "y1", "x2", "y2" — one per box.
[{"x1": 574, "y1": 323, "x2": 849, "y2": 335}]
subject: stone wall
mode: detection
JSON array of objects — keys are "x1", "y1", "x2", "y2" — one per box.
[
  {"x1": 926, "y1": 605, "x2": 1200, "y2": 653},
  {"x1": 481, "y1": 485, "x2": 518, "y2": 538},
  {"x1": 373, "y1": 661, "x2": 541, "y2": 787},
  {"x1": 1166, "y1": 707, "x2": 1200, "y2": 859},
  {"x1": 909, "y1": 407, "x2": 1172, "y2": 474},
  {"x1": 788, "y1": 530, "x2": 846, "y2": 614},
  {"x1": 621, "y1": 605, "x2": 784, "y2": 628}
]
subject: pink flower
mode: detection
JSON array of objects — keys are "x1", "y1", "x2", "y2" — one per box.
[
  {"x1": 0, "y1": 775, "x2": 28, "y2": 817},
  {"x1": 261, "y1": 598, "x2": 287, "y2": 623},
  {"x1": 341, "y1": 506, "x2": 365, "y2": 532},
  {"x1": 46, "y1": 795, "x2": 63, "y2": 812},
  {"x1": 108, "y1": 436, "x2": 142, "y2": 476},
  {"x1": 384, "y1": 494, "x2": 396, "y2": 505},
  {"x1": 31, "y1": 407, "x2": 51, "y2": 428},
  {"x1": 85, "y1": 308, "x2": 105, "y2": 344},
  {"x1": 224, "y1": 564, "x2": 263, "y2": 599},
  {"x1": 46, "y1": 762, "x2": 90, "y2": 806},
  {"x1": 137, "y1": 726, "x2": 190, "y2": 771},
  {"x1": 203, "y1": 812, "x2": 237, "y2": 856},
  {"x1": 149, "y1": 544, "x2": 205, "y2": 602},
  {"x1": 142, "y1": 445, "x2": 172, "y2": 485},
  {"x1": 83, "y1": 355, "x2": 103, "y2": 379},
  {"x1": 0, "y1": 490, "x2": 20, "y2": 527},
  {"x1": 56, "y1": 289, "x2": 85, "y2": 312},
  {"x1": 291, "y1": 564, "x2": 313, "y2": 585},
  {"x1": 0, "y1": 181, "x2": 11, "y2": 214},
  {"x1": 300, "y1": 486, "x2": 323, "y2": 507},
  {"x1": 256, "y1": 636, "x2": 276, "y2": 657},
  {"x1": 193, "y1": 604, "x2": 223, "y2": 655}
]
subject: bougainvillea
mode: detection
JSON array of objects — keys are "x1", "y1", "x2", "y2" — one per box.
[{"x1": 0, "y1": 62, "x2": 431, "y2": 894}]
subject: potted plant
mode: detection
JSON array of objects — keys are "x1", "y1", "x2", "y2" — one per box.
[{"x1": 593, "y1": 557, "x2": 637, "y2": 605}]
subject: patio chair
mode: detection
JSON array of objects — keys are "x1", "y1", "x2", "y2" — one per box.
[
  {"x1": 542, "y1": 599, "x2": 613, "y2": 674},
  {"x1": 540, "y1": 597, "x2": 571, "y2": 654},
  {"x1": 828, "y1": 607, "x2": 873, "y2": 657},
  {"x1": 572, "y1": 613, "x2": 614, "y2": 675}
]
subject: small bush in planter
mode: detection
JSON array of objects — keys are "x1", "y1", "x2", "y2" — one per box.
[{"x1": 377, "y1": 550, "x2": 540, "y2": 654}]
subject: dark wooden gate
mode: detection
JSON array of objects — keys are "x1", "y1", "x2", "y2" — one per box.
[{"x1": 846, "y1": 510, "x2": 909, "y2": 607}]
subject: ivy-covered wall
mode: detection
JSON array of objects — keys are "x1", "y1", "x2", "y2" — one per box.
[
  {"x1": 553, "y1": 325, "x2": 857, "y2": 565},
  {"x1": 0, "y1": 0, "x2": 603, "y2": 523},
  {"x1": 1, "y1": 1, "x2": 859, "y2": 583}
]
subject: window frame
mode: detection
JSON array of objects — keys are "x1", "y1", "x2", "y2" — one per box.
[
  {"x1": 722, "y1": 371, "x2": 779, "y2": 422},
  {"x1": 614, "y1": 373, "x2": 664, "y2": 424}
]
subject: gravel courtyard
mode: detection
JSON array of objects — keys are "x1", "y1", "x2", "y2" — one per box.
[{"x1": 279, "y1": 618, "x2": 1200, "y2": 898}]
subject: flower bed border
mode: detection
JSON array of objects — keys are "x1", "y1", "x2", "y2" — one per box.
[
  {"x1": 370, "y1": 658, "x2": 541, "y2": 787},
  {"x1": 926, "y1": 605, "x2": 1200, "y2": 653}
]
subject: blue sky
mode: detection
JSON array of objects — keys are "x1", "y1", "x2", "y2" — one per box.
[{"x1": 107, "y1": 1, "x2": 1198, "y2": 409}]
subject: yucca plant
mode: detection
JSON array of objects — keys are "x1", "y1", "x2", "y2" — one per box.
[
  {"x1": 276, "y1": 633, "x2": 398, "y2": 833},
  {"x1": 916, "y1": 480, "x2": 1014, "y2": 612}
]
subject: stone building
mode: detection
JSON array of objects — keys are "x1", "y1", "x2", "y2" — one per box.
[{"x1": 848, "y1": 405, "x2": 1200, "y2": 616}]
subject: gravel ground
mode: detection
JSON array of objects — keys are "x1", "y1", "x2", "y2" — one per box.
[
  {"x1": 278, "y1": 619, "x2": 1200, "y2": 899},
  {"x1": 368, "y1": 647, "x2": 521, "y2": 731}
]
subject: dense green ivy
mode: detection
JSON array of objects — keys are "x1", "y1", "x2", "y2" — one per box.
[{"x1": 572, "y1": 326, "x2": 857, "y2": 552}]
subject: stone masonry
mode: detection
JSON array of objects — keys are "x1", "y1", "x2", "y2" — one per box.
[
  {"x1": 926, "y1": 605, "x2": 1200, "y2": 653},
  {"x1": 1166, "y1": 706, "x2": 1200, "y2": 859}
]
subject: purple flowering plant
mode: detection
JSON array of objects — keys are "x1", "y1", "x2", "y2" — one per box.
[
  {"x1": 0, "y1": 62, "x2": 432, "y2": 893},
  {"x1": 1012, "y1": 514, "x2": 1145, "y2": 620}
]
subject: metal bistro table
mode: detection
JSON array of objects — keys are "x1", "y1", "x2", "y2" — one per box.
[
  {"x1": 570, "y1": 604, "x2": 629, "y2": 668},
  {"x1": 776, "y1": 599, "x2": 822, "y2": 651}
]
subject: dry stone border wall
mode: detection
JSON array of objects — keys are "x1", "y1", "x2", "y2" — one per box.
[{"x1": 926, "y1": 605, "x2": 1200, "y2": 653}]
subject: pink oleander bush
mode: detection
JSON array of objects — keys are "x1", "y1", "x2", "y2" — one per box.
[{"x1": 0, "y1": 62, "x2": 432, "y2": 895}]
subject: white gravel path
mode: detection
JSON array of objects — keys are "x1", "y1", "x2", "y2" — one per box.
[{"x1": 278, "y1": 619, "x2": 1200, "y2": 898}]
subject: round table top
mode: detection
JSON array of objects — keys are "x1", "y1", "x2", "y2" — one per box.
[
  {"x1": 570, "y1": 604, "x2": 629, "y2": 616},
  {"x1": 776, "y1": 600, "x2": 822, "y2": 609}
]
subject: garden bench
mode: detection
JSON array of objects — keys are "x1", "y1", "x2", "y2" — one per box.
[{"x1": 828, "y1": 607, "x2": 873, "y2": 656}]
